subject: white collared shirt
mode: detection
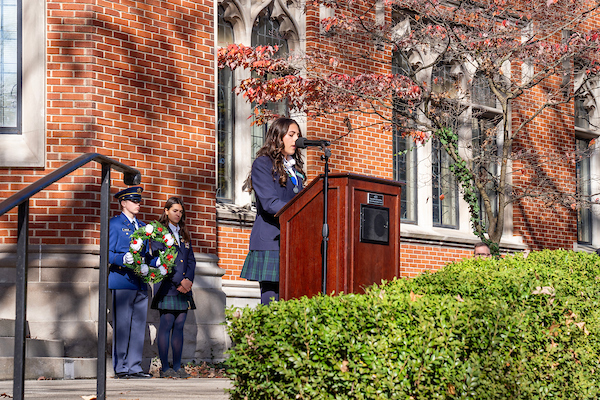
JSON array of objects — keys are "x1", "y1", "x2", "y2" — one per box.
[
  {"x1": 169, "y1": 222, "x2": 181, "y2": 245},
  {"x1": 126, "y1": 215, "x2": 138, "y2": 230},
  {"x1": 283, "y1": 157, "x2": 298, "y2": 184}
]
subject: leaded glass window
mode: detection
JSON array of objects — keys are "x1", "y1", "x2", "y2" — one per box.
[
  {"x1": 392, "y1": 50, "x2": 417, "y2": 223},
  {"x1": 576, "y1": 138, "x2": 592, "y2": 244},
  {"x1": 432, "y1": 137, "x2": 458, "y2": 227},
  {"x1": 0, "y1": 0, "x2": 19, "y2": 133},
  {"x1": 217, "y1": 6, "x2": 234, "y2": 201},
  {"x1": 250, "y1": 6, "x2": 288, "y2": 159}
]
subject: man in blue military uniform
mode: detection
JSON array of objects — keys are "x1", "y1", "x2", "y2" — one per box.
[{"x1": 108, "y1": 186, "x2": 152, "y2": 379}]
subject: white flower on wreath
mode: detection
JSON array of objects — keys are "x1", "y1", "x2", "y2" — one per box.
[
  {"x1": 159, "y1": 266, "x2": 167, "y2": 276},
  {"x1": 130, "y1": 238, "x2": 143, "y2": 252},
  {"x1": 164, "y1": 233, "x2": 175, "y2": 247},
  {"x1": 140, "y1": 264, "x2": 149, "y2": 276},
  {"x1": 145, "y1": 224, "x2": 154, "y2": 234}
]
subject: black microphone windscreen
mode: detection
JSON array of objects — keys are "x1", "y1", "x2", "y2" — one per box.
[
  {"x1": 295, "y1": 137, "x2": 308, "y2": 148},
  {"x1": 295, "y1": 137, "x2": 330, "y2": 148}
]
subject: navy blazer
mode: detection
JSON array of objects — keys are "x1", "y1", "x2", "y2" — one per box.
[
  {"x1": 249, "y1": 155, "x2": 303, "y2": 251},
  {"x1": 153, "y1": 233, "x2": 196, "y2": 298},
  {"x1": 108, "y1": 213, "x2": 148, "y2": 291}
]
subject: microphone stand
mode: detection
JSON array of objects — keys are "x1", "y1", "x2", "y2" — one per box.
[{"x1": 321, "y1": 145, "x2": 331, "y2": 295}]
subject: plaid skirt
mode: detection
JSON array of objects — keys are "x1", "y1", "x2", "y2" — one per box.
[
  {"x1": 240, "y1": 250, "x2": 279, "y2": 282},
  {"x1": 155, "y1": 293, "x2": 196, "y2": 311}
]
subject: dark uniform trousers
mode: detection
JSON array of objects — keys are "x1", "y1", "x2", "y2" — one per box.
[{"x1": 112, "y1": 289, "x2": 148, "y2": 374}]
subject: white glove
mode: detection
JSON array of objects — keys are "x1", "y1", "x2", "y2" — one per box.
[
  {"x1": 156, "y1": 258, "x2": 162, "y2": 267},
  {"x1": 123, "y1": 252, "x2": 134, "y2": 264}
]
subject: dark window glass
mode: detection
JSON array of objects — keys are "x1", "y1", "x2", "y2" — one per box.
[
  {"x1": 472, "y1": 72, "x2": 496, "y2": 108},
  {"x1": 392, "y1": 50, "x2": 416, "y2": 222},
  {"x1": 250, "y1": 7, "x2": 289, "y2": 159},
  {"x1": 575, "y1": 96, "x2": 590, "y2": 130},
  {"x1": 432, "y1": 63, "x2": 458, "y2": 98},
  {"x1": 576, "y1": 138, "x2": 592, "y2": 244},
  {"x1": 472, "y1": 117, "x2": 499, "y2": 227},
  {"x1": 432, "y1": 137, "x2": 458, "y2": 228},
  {"x1": 217, "y1": 6, "x2": 234, "y2": 201}
]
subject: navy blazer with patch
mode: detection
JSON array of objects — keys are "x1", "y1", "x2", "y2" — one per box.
[
  {"x1": 153, "y1": 232, "x2": 196, "y2": 298},
  {"x1": 249, "y1": 155, "x2": 303, "y2": 251}
]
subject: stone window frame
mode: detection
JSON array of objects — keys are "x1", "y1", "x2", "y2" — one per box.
[
  {"x1": 391, "y1": 50, "x2": 418, "y2": 224},
  {"x1": 0, "y1": 0, "x2": 46, "y2": 168},
  {"x1": 573, "y1": 68, "x2": 600, "y2": 247},
  {"x1": 388, "y1": 28, "x2": 513, "y2": 242}
]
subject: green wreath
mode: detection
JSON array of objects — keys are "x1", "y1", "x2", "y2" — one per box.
[{"x1": 125, "y1": 220, "x2": 178, "y2": 284}]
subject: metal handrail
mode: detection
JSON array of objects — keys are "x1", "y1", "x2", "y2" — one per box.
[
  {"x1": 0, "y1": 153, "x2": 140, "y2": 215},
  {"x1": 0, "y1": 153, "x2": 141, "y2": 400}
]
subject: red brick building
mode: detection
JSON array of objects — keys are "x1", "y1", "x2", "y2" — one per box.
[{"x1": 0, "y1": 0, "x2": 598, "y2": 367}]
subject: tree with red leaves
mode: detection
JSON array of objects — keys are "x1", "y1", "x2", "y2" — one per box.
[{"x1": 219, "y1": 0, "x2": 600, "y2": 253}]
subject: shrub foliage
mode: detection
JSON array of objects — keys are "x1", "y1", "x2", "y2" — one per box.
[{"x1": 225, "y1": 250, "x2": 600, "y2": 399}]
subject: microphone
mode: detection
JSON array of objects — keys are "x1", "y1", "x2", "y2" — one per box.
[{"x1": 295, "y1": 137, "x2": 331, "y2": 149}]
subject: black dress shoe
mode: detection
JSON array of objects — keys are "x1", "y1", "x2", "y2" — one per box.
[
  {"x1": 114, "y1": 372, "x2": 130, "y2": 379},
  {"x1": 128, "y1": 372, "x2": 152, "y2": 379}
]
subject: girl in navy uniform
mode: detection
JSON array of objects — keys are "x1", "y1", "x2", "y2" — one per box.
[
  {"x1": 151, "y1": 197, "x2": 196, "y2": 378},
  {"x1": 241, "y1": 117, "x2": 305, "y2": 305},
  {"x1": 108, "y1": 186, "x2": 152, "y2": 379}
]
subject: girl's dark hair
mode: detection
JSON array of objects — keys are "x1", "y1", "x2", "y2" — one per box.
[
  {"x1": 158, "y1": 196, "x2": 191, "y2": 243},
  {"x1": 244, "y1": 117, "x2": 306, "y2": 191}
]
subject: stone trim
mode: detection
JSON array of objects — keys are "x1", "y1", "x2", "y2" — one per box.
[
  {"x1": 222, "y1": 279, "x2": 260, "y2": 308},
  {"x1": 401, "y1": 225, "x2": 527, "y2": 254},
  {"x1": 216, "y1": 202, "x2": 255, "y2": 227}
]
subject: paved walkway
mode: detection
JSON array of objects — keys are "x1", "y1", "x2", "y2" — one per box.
[{"x1": 0, "y1": 378, "x2": 232, "y2": 400}]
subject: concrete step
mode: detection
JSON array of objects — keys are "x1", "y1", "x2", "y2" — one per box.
[
  {"x1": 0, "y1": 318, "x2": 30, "y2": 338},
  {"x1": 0, "y1": 319, "x2": 98, "y2": 381},
  {"x1": 0, "y1": 337, "x2": 64, "y2": 357},
  {"x1": 0, "y1": 357, "x2": 98, "y2": 380}
]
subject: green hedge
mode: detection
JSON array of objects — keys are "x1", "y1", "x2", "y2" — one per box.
[{"x1": 225, "y1": 250, "x2": 600, "y2": 399}]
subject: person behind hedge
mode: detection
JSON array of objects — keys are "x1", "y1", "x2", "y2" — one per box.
[
  {"x1": 151, "y1": 196, "x2": 196, "y2": 378},
  {"x1": 241, "y1": 117, "x2": 305, "y2": 305},
  {"x1": 474, "y1": 242, "x2": 492, "y2": 258},
  {"x1": 108, "y1": 186, "x2": 152, "y2": 379}
]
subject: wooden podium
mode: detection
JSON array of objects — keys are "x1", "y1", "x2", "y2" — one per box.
[{"x1": 276, "y1": 173, "x2": 403, "y2": 300}]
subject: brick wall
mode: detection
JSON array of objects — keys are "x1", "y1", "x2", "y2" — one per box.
[
  {"x1": 1, "y1": 0, "x2": 217, "y2": 254},
  {"x1": 400, "y1": 243, "x2": 473, "y2": 277},
  {"x1": 303, "y1": 2, "x2": 394, "y2": 181},
  {"x1": 217, "y1": 224, "x2": 251, "y2": 281},
  {"x1": 510, "y1": 49, "x2": 579, "y2": 250},
  {"x1": 510, "y1": 8, "x2": 600, "y2": 251}
]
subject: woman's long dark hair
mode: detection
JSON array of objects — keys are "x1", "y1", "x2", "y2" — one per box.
[
  {"x1": 158, "y1": 197, "x2": 191, "y2": 243},
  {"x1": 244, "y1": 117, "x2": 306, "y2": 191}
]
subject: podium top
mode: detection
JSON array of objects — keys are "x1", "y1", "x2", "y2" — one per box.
[{"x1": 275, "y1": 172, "x2": 404, "y2": 218}]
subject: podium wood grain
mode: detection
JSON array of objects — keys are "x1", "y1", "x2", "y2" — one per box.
[{"x1": 277, "y1": 173, "x2": 403, "y2": 300}]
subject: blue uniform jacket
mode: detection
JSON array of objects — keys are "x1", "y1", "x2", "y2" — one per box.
[
  {"x1": 249, "y1": 155, "x2": 303, "y2": 251},
  {"x1": 153, "y1": 235, "x2": 196, "y2": 298},
  {"x1": 108, "y1": 213, "x2": 148, "y2": 291}
]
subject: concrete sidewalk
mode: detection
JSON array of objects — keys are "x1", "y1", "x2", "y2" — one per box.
[{"x1": 0, "y1": 378, "x2": 232, "y2": 400}]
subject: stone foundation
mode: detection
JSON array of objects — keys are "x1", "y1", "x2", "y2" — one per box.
[{"x1": 0, "y1": 245, "x2": 230, "y2": 364}]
